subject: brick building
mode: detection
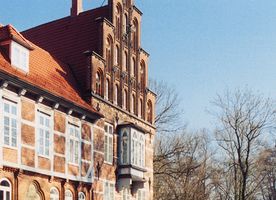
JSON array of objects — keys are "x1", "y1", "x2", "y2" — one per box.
[{"x1": 0, "y1": 0, "x2": 156, "y2": 199}]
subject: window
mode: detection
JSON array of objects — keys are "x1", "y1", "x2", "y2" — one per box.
[
  {"x1": 147, "y1": 100, "x2": 153, "y2": 124},
  {"x1": 122, "y1": 188, "x2": 131, "y2": 200},
  {"x1": 139, "y1": 98, "x2": 143, "y2": 117},
  {"x1": 106, "y1": 38, "x2": 112, "y2": 71},
  {"x1": 50, "y1": 187, "x2": 59, "y2": 200},
  {"x1": 104, "y1": 182, "x2": 115, "y2": 200},
  {"x1": 115, "y1": 5, "x2": 122, "y2": 39},
  {"x1": 114, "y1": 84, "x2": 119, "y2": 105},
  {"x1": 3, "y1": 99, "x2": 18, "y2": 147},
  {"x1": 96, "y1": 71, "x2": 102, "y2": 96},
  {"x1": 122, "y1": 131, "x2": 128, "y2": 164},
  {"x1": 131, "y1": 94, "x2": 135, "y2": 113},
  {"x1": 38, "y1": 111, "x2": 51, "y2": 157},
  {"x1": 11, "y1": 41, "x2": 29, "y2": 72},
  {"x1": 68, "y1": 123, "x2": 80, "y2": 164},
  {"x1": 123, "y1": 51, "x2": 128, "y2": 71},
  {"x1": 132, "y1": 20, "x2": 138, "y2": 50},
  {"x1": 140, "y1": 61, "x2": 145, "y2": 91},
  {"x1": 115, "y1": 45, "x2": 119, "y2": 65},
  {"x1": 78, "y1": 192, "x2": 85, "y2": 200},
  {"x1": 123, "y1": 89, "x2": 127, "y2": 109},
  {"x1": 104, "y1": 123, "x2": 113, "y2": 163},
  {"x1": 131, "y1": 131, "x2": 145, "y2": 168},
  {"x1": 138, "y1": 190, "x2": 146, "y2": 200},
  {"x1": 65, "y1": 190, "x2": 73, "y2": 200},
  {"x1": 131, "y1": 58, "x2": 135, "y2": 76},
  {"x1": 124, "y1": 14, "x2": 128, "y2": 34},
  {"x1": 0, "y1": 179, "x2": 11, "y2": 200},
  {"x1": 105, "y1": 79, "x2": 110, "y2": 100}
]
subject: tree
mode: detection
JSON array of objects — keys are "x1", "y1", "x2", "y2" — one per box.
[
  {"x1": 154, "y1": 131, "x2": 212, "y2": 200},
  {"x1": 212, "y1": 89, "x2": 276, "y2": 200},
  {"x1": 149, "y1": 79, "x2": 184, "y2": 134}
]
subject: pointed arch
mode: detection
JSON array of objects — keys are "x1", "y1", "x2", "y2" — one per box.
[{"x1": 147, "y1": 100, "x2": 153, "y2": 124}]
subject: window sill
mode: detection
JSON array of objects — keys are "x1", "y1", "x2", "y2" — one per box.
[
  {"x1": 104, "y1": 161, "x2": 113, "y2": 166},
  {"x1": 3, "y1": 145, "x2": 18, "y2": 150}
]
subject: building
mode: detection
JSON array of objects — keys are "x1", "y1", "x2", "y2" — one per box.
[{"x1": 0, "y1": 0, "x2": 156, "y2": 199}]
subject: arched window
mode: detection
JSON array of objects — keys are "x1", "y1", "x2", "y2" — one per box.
[
  {"x1": 105, "y1": 79, "x2": 110, "y2": 100},
  {"x1": 50, "y1": 187, "x2": 59, "y2": 200},
  {"x1": 114, "y1": 84, "x2": 119, "y2": 105},
  {"x1": 115, "y1": 5, "x2": 122, "y2": 39},
  {"x1": 0, "y1": 179, "x2": 11, "y2": 200},
  {"x1": 106, "y1": 37, "x2": 112, "y2": 72},
  {"x1": 115, "y1": 45, "x2": 119, "y2": 66},
  {"x1": 124, "y1": 14, "x2": 128, "y2": 34},
  {"x1": 131, "y1": 94, "x2": 135, "y2": 113},
  {"x1": 140, "y1": 61, "x2": 145, "y2": 91},
  {"x1": 78, "y1": 192, "x2": 85, "y2": 200},
  {"x1": 132, "y1": 20, "x2": 138, "y2": 50},
  {"x1": 123, "y1": 89, "x2": 127, "y2": 109},
  {"x1": 139, "y1": 98, "x2": 143, "y2": 117},
  {"x1": 96, "y1": 71, "x2": 103, "y2": 96},
  {"x1": 131, "y1": 57, "x2": 135, "y2": 76},
  {"x1": 65, "y1": 190, "x2": 73, "y2": 200},
  {"x1": 147, "y1": 100, "x2": 153, "y2": 124},
  {"x1": 123, "y1": 51, "x2": 128, "y2": 71},
  {"x1": 122, "y1": 131, "x2": 128, "y2": 164}
]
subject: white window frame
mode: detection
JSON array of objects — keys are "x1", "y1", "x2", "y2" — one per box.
[
  {"x1": 3, "y1": 98, "x2": 18, "y2": 148},
  {"x1": 122, "y1": 188, "x2": 131, "y2": 200},
  {"x1": 68, "y1": 122, "x2": 81, "y2": 165},
  {"x1": 104, "y1": 181, "x2": 115, "y2": 200},
  {"x1": 0, "y1": 178, "x2": 11, "y2": 200},
  {"x1": 131, "y1": 130, "x2": 145, "y2": 168},
  {"x1": 65, "y1": 190, "x2": 73, "y2": 200},
  {"x1": 104, "y1": 123, "x2": 113, "y2": 164},
  {"x1": 37, "y1": 110, "x2": 51, "y2": 158},
  {"x1": 50, "y1": 187, "x2": 59, "y2": 200},
  {"x1": 11, "y1": 41, "x2": 29, "y2": 72},
  {"x1": 78, "y1": 192, "x2": 85, "y2": 200}
]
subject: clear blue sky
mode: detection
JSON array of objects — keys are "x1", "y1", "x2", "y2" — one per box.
[{"x1": 1, "y1": 0, "x2": 276, "y2": 130}]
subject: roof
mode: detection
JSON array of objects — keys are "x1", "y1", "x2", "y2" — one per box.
[
  {"x1": 0, "y1": 24, "x2": 102, "y2": 118},
  {"x1": 22, "y1": 6, "x2": 109, "y2": 92}
]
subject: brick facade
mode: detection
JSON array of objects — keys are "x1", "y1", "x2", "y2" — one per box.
[{"x1": 0, "y1": 0, "x2": 155, "y2": 199}]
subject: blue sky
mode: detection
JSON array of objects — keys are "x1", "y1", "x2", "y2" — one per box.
[{"x1": 1, "y1": 0, "x2": 276, "y2": 130}]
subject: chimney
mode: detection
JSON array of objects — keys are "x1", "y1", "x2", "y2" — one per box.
[{"x1": 71, "y1": 0, "x2": 83, "y2": 16}]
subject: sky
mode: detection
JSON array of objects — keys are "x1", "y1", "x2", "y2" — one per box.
[{"x1": 1, "y1": 0, "x2": 276, "y2": 131}]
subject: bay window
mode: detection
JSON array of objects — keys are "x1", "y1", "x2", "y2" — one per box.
[{"x1": 68, "y1": 123, "x2": 80, "y2": 164}]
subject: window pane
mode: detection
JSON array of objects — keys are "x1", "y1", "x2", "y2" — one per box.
[
  {"x1": 4, "y1": 117, "x2": 9, "y2": 126},
  {"x1": 104, "y1": 135, "x2": 108, "y2": 161},
  {"x1": 75, "y1": 141, "x2": 79, "y2": 164},
  {"x1": 4, "y1": 103, "x2": 9, "y2": 113},
  {"x1": 11, "y1": 119, "x2": 16, "y2": 128},
  {"x1": 39, "y1": 116, "x2": 44, "y2": 125},
  {"x1": 45, "y1": 118, "x2": 50, "y2": 128},
  {"x1": 11, "y1": 106, "x2": 17, "y2": 115}
]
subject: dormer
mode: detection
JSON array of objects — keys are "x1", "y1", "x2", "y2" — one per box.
[
  {"x1": 0, "y1": 24, "x2": 33, "y2": 73},
  {"x1": 10, "y1": 41, "x2": 29, "y2": 72}
]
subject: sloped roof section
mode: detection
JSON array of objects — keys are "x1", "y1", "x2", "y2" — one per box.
[{"x1": 0, "y1": 24, "x2": 102, "y2": 118}]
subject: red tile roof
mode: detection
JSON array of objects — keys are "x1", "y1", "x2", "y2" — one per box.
[
  {"x1": 0, "y1": 24, "x2": 101, "y2": 117},
  {"x1": 22, "y1": 6, "x2": 109, "y2": 92}
]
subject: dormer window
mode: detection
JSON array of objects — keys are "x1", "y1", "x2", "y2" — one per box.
[{"x1": 11, "y1": 41, "x2": 29, "y2": 72}]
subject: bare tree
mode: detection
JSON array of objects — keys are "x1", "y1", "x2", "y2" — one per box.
[
  {"x1": 149, "y1": 79, "x2": 184, "y2": 134},
  {"x1": 154, "y1": 131, "x2": 212, "y2": 200},
  {"x1": 212, "y1": 89, "x2": 276, "y2": 200}
]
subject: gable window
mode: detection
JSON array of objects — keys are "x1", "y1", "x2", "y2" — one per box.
[
  {"x1": 115, "y1": 45, "x2": 120, "y2": 66},
  {"x1": 78, "y1": 192, "x2": 85, "y2": 200},
  {"x1": 105, "y1": 79, "x2": 110, "y2": 100},
  {"x1": 104, "y1": 123, "x2": 113, "y2": 164},
  {"x1": 38, "y1": 111, "x2": 51, "y2": 157},
  {"x1": 114, "y1": 84, "x2": 119, "y2": 105},
  {"x1": 68, "y1": 123, "x2": 80, "y2": 165},
  {"x1": 3, "y1": 99, "x2": 18, "y2": 147},
  {"x1": 11, "y1": 41, "x2": 29, "y2": 72},
  {"x1": 50, "y1": 187, "x2": 59, "y2": 200},
  {"x1": 147, "y1": 100, "x2": 153, "y2": 124},
  {"x1": 104, "y1": 182, "x2": 115, "y2": 200},
  {"x1": 65, "y1": 190, "x2": 73, "y2": 200},
  {"x1": 106, "y1": 38, "x2": 112, "y2": 72},
  {"x1": 0, "y1": 179, "x2": 11, "y2": 200}
]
